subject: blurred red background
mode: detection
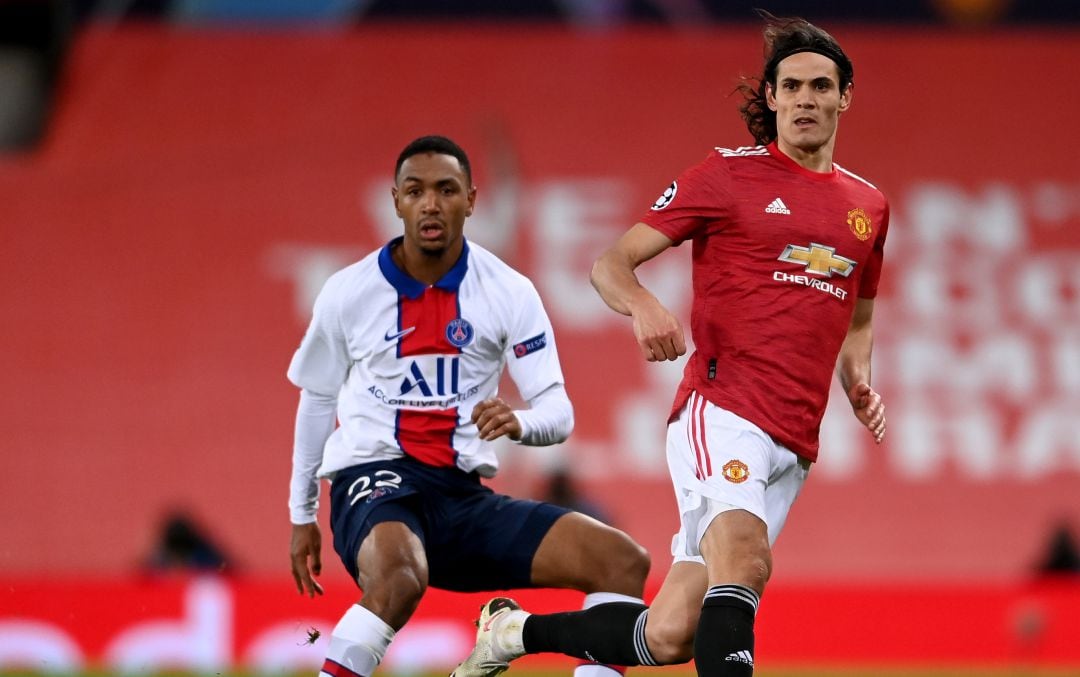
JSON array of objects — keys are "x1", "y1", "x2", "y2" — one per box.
[{"x1": 3, "y1": 24, "x2": 1079, "y2": 579}]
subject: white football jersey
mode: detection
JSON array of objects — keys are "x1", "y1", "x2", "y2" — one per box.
[{"x1": 288, "y1": 238, "x2": 566, "y2": 478}]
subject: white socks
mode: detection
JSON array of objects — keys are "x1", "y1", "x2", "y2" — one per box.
[
  {"x1": 321, "y1": 605, "x2": 395, "y2": 677},
  {"x1": 492, "y1": 608, "x2": 529, "y2": 660}
]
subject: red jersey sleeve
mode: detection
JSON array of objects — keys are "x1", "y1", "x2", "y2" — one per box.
[
  {"x1": 857, "y1": 199, "x2": 890, "y2": 299},
  {"x1": 640, "y1": 151, "x2": 732, "y2": 243}
]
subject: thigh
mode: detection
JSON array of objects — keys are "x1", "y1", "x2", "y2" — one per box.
[
  {"x1": 425, "y1": 491, "x2": 568, "y2": 592},
  {"x1": 698, "y1": 507, "x2": 771, "y2": 591},
  {"x1": 329, "y1": 460, "x2": 426, "y2": 584},
  {"x1": 529, "y1": 511, "x2": 645, "y2": 592}
]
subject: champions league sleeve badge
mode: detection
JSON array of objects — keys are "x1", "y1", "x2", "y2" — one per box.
[
  {"x1": 650, "y1": 181, "x2": 677, "y2": 210},
  {"x1": 512, "y1": 332, "x2": 547, "y2": 358},
  {"x1": 445, "y1": 318, "x2": 475, "y2": 348}
]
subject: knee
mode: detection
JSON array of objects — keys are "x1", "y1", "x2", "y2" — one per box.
[
  {"x1": 355, "y1": 529, "x2": 429, "y2": 630},
  {"x1": 644, "y1": 612, "x2": 695, "y2": 664},
  {"x1": 701, "y1": 518, "x2": 773, "y2": 593},
  {"x1": 606, "y1": 530, "x2": 651, "y2": 583},
  {"x1": 719, "y1": 547, "x2": 771, "y2": 594},
  {"x1": 741, "y1": 548, "x2": 772, "y2": 592},
  {"x1": 357, "y1": 564, "x2": 427, "y2": 629},
  {"x1": 377, "y1": 563, "x2": 428, "y2": 605},
  {"x1": 622, "y1": 537, "x2": 652, "y2": 586},
  {"x1": 721, "y1": 550, "x2": 773, "y2": 600},
  {"x1": 590, "y1": 532, "x2": 651, "y2": 594}
]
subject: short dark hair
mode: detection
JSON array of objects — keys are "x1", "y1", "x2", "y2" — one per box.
[
  {"x1": 738, "y1": 11, "x2": 854, "y2": 146},
  {"x1": 395, "y1": 135, "x2": 472, "y2": 185}
]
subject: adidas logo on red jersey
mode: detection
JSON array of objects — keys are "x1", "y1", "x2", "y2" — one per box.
[{"x1": 765, "y1": 197, "x2": 791, "y2": 214}]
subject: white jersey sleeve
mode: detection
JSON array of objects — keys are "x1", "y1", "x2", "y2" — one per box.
[
  {"x1": 503, "y1": 279, "x2": 566, "y2": 401},
  {"x1": 501, "y1": 278, "x2": 573, "y2": 445},
  {"x1": 286, "y1": 273, "x2": 350, "y2": 523},
  {"x1": 287, "y1": 274, "x2": 351, "y2": 397},
  {"x1": 289, "y1": 388, "x2": 337, "y2": 524},
  {"x1": 515, "y1": 383, "x2": 574, "y2": 446}
]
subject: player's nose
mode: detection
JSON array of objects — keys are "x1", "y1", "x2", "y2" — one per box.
[{"x1": 420, "y1": 190, "x2": 440, "y2": 212}]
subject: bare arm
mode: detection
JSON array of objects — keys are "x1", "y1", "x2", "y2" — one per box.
[
  {"x1": 590, "y1": 223, "x2": 686, "y2": 362},
  {"x1": 836, "y1": 297, "x2": 886, "y2": 443}
]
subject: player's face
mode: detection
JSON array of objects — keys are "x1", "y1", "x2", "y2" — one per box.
[
  {"x1": 766, "y1": 51, "x2": 852, "y2": 156},
  {"x1": 392, "y1": 152, "x2": 476, "y2": 258}
]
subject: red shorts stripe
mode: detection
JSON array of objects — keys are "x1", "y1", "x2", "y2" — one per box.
[
  {"x1": 688, "y1": 393, "x2": 704, "y2": 480},
  {"x1": 697, "y1": 394, "x2": 713, "y2": 477}
]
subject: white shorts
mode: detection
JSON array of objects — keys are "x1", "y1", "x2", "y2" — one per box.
[{"x1": 667, "y1": 392, "x2": 811, "y2": 564}]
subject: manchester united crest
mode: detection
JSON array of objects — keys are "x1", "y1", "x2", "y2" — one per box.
[
  {"x1": 722, "y1": 459, "x2": 749, "y2": 484},
  {"x1": 847, "y1": 207, "x2": 872, "y2": 241}
]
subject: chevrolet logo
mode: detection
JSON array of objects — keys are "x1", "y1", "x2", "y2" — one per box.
[{"x1": 778, "y1": 243, "x2": 856, "y2": 277}]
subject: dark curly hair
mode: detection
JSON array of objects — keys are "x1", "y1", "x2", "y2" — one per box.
[{"x1": 738, "y1": 11, "x2": 854, "y2": 145}]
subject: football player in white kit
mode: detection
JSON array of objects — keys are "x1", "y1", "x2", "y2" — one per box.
[{"x1": 287, "y1": 136, "x2": 650, "y2": 677}]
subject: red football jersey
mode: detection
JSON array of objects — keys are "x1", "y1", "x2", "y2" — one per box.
[{"x1": 641, "y1": 143, "x2": 889, "y2": 462}]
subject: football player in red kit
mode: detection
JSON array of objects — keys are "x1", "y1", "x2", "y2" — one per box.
[{"x1": 454, "y1": 12, "x2": 887, "y2": 677}]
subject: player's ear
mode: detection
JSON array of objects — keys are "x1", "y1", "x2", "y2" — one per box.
[
  {"x1": 838, "y1": 82, "x2": 853, "y2": 114},
  {"x1": 765, "y1": 82, "x2": 777, "y2": 111},
  {"x1": 391, "y1": 185, "x2": 403, "y2": 217},
  {"x1": 465, "y1": 186, "x2": 477, "y2": 217}
]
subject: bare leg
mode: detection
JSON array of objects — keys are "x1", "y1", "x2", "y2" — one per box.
[
  {"x1": 529, "y1": 512, "x2": 649, "y2": 595},
  {"x1": 355, "y1": 521, "x2": 429, "y2": 630},
  {"x1": 643, "y1": 560, "x2": 708, "y2": 663},
  {"x1": 694, "y1": 509, "x2": 770, "y2": 676},
  {"x1": 321, "y1": 522, "x2": 428, "y2": 677}
]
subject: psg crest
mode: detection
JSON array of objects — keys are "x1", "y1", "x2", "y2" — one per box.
[{"x1": 445, "y1": 318, "x2": 474, "y2": 348}]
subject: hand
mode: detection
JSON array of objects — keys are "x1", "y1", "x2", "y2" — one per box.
[
  {"x1": 290, "y1": 522, "x2": 324, "y2": 597},
  {"x1": 848, "y1": 383, "x2": 886, "y2": 444},
  {"x1": 471, "y1": 397, "x2": 522, "y2": 441},
  {"x1": 630, "y1": 296, "x2": 686, "y2": 362}
]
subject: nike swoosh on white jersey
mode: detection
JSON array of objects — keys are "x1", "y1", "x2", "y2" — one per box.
[{"x1": 384, "y1": 326, "x2": 416, "y2": 341}]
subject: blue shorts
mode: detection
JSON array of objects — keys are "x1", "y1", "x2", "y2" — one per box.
[{"x1": 329, "y1": 457, "x2": 569, "y2": 592}]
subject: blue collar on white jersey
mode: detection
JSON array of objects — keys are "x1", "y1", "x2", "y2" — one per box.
[{"x1": 378, "y1": 236, "x2": 470, "y2": 299}]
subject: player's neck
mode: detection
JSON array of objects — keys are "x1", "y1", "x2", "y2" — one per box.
[
  {"x1": 776, "y1": 137, "x2": 836, "y2": 173},
  {"x1": 393, "y1": 240, "x2": 461, "y2": 286}
]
